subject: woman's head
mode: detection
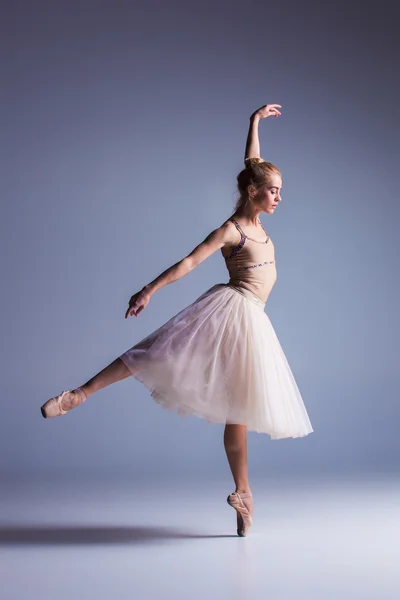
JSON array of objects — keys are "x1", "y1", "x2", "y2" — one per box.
[{"x1": 234, "y1": 158, "x2": 282, "y2": 215}]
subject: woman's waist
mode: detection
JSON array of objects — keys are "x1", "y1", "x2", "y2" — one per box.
[
  {"x1": 225, "y1": 282, "x2": 267, "y2": 308},
  {"x1": 228, "y1": 270, "x2": 275, "y2": 294}
]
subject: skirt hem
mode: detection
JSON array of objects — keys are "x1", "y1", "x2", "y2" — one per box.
[{"x1": 120, "y1": 356, "x2": 313, "y2": 440}]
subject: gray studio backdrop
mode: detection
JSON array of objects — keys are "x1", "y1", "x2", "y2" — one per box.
[{"x1": 1, "y1": 0, "x2": 398, "y2": 481}]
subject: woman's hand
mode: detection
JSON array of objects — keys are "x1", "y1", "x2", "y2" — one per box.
[
  {"x1": 252, "y1": 104, "x2": 282, "y2": 120},
  {"x1": 125, "y1": 288, "x2": 151, "y2": 319}
]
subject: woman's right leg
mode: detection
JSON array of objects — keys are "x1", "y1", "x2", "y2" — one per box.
[
  {"x1": 58, "y1": 357, "x2": 132, "y2": 411},
  {"x1": 80, "y1": 357, "x2": 132, "y2": 398}
]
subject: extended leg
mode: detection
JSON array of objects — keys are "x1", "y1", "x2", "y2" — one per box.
[
  {"x1": 61, "y1": 357, "x2": 132, "y2": 410},
  {"x1": 80, "y1": 357, "x2": 131, "y2": 399},
  {"x1": 42, "y1": 357, "x2": 133, "y2": 416}
]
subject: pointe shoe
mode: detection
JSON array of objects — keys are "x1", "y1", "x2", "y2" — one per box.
[
  {"x1": 40, "y1": 388, "x2": 87, "y2": 418},
  {"x1": 227, "y1": 490, "x2": 253, "y2": 537}
]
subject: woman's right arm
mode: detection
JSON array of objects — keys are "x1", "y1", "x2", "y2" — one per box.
[
  {"x1": 244, "y1": 104, "x2": 282, "y2": 163},
  {"x1": 125, "y1": 221, "x2": 236, "y2": 318}
]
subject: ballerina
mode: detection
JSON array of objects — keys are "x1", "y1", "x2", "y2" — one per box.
[{"x1": 41, "y1": 103, "x2": 314, "y2": 537}]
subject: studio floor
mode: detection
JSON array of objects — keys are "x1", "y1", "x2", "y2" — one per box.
[{"x1": 0, "y1": 473, "x2": 398, "y2": 600}]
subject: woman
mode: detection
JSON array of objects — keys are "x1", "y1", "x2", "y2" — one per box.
[{"x1": 41, "y1": 103, "x2": 314, "y2": 537}]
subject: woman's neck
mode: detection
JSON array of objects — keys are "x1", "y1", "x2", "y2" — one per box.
[{"x1": 233, "y1": 210, "x2": 262, "y2": 227}]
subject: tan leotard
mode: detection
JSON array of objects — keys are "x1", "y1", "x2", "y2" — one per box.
[{"x1": 222, "y1": 218, "x2": 277, "y2": 304}]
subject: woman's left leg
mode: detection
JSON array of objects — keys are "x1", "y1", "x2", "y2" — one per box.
[
  {"x1": 224, "y1": 423, "x2": 254, "y2": 534},
  {"x1": 223, "y1": 424, "x2": 251, "y2": 493}
]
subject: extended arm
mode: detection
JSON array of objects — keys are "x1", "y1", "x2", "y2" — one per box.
[
  {"x1": 125, "y1": 223, "x2": 233, "y2": 318},
  {"x1": 142, "y1": 222, "x2": 233, "y2": 297},
  {"x1": 125, "y1": 222, "x2": 237, "y2": 318},
  {"x1": 142, "y1": 258, "x2": 193, "y2": 296}
]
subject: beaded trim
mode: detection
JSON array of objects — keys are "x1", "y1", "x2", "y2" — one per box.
[
  {"x1": 235, "y1": 260, "x2": 275, "y2": 271},
  {"x1": 225, "y1": 218, "x2": 270, "y2": 260},
  {"x1": 226, "y1": 235, "x2": 246, "y2": 259},
  {"x1": 230, "y1": 218, "x2": 269, "y2": 243}
]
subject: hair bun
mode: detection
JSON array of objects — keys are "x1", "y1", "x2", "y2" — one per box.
[{"x1": 244, "y1": 157, "x2": 265, "y2": 167}]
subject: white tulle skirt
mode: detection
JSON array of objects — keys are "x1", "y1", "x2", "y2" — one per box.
[{"x1": 119, "y1": 283, "x2": 313, "y2": 439}]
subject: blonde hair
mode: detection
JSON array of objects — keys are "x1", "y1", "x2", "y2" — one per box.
[{"x1": 234, "y1": 157, "x2": 281, "y2": 212}]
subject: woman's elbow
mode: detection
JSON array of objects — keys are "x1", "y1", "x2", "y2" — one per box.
[{"x1": 183, "y1": 256, "x2": 197, "y2": 273}]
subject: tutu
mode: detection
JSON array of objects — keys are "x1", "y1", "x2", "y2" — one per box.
[{"x1": 119, "y1": 282, "x2": 313, "y2": 439}]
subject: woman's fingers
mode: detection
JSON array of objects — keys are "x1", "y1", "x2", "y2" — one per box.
[
  {"x1": 125, "y1": 295, "x2": 148, "y2": 318},
  {"x1": 255, "y1": 104, "x2": 282, "y2": 119},
  {"x1": 125, "y1": 303, "x2": 137, "y2": 319},
  {"x1": 270, "y1": 108, "x2": 281, "y2": 117},
  {"x1": 262, "y1": 103, "x2": 282, "y2": 111}
]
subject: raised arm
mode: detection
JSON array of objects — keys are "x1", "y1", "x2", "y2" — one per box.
[
  {"x1": 244, "y1": 114, "x2": 261, "y2": 161},
  {"x1": 244, "y1": 104, "x2": 282, "y2": 164}
]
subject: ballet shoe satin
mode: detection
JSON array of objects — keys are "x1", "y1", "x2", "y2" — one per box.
[
  {"x1": 41, "y1": 388, "x2": 87, "y2": 418},
  {"x1": 227, "y1": 490, "x2": 253, "y2": 537}
]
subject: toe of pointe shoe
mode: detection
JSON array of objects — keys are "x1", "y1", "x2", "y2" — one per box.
[
  {"x1": 227, "y1": 491, "x2": 253, "y2": 537},
  {"x1": 40, "y1": 391, "x2": 69, "y2": 418},
  {"x1": 237, "y1": 517, "x2": 252, "y2": 537}
]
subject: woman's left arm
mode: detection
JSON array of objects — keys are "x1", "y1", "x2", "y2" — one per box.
[
  {"x1": 244, "y1": 114, "x2": 261, "y2": 162},
  {"x1": 244, "y1": 104, "x2": 282, "y2": 164}
]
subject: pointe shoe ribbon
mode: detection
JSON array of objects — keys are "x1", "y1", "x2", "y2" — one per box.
[
  {"x1": 41, "y1": 388, "x2": 87, "y2": 419},
  {"x1": 227, "y1": 491, "x2": 253, "y2": 537}
]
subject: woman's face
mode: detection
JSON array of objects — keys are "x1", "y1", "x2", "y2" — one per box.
[{"x1": 253, "y1": 174, "x2": 283, "y2": 214}]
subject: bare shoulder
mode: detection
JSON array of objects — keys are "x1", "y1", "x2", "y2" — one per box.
[
  {"x1": 218, "y1": 218, "x2": 243, "y2": 258},
  {"x1": 202, "y1": 219, "x2": 240, "y2": 248},
  {"x1": 217, "y1": 218, "x2": 242, "y2": 243},
  {"x1": 183, "y1": 218, "x2": 240, "y2": 270}
]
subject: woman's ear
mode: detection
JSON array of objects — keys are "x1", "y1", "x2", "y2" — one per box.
[{"x1": 247, "y1": 185, "x2": 256, "y2": 198}]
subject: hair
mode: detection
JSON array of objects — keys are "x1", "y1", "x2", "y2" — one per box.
[{"x1": 234, "y1": 157, "x2": 281, "y2": 212}]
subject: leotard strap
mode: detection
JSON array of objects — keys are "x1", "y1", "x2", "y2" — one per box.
[
  {"x1": 229, "y1": 218, "x2": 269, "y2": 244},
  {"x1": 226, "y1": 218, "x2": 246, "y2": 260},
  {"x1": 229, "y1": 218, "x2": 246, "y2": 238}
]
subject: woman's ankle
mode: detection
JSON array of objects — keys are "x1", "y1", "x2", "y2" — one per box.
[
  {"x1": 77, "y1": 385, "x2": 90, "y2": 399},
  {"x1": 235, "y1": 487, "x2": 251, "y2": 495}
]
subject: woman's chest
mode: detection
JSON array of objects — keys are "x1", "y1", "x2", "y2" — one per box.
[{"x1": 221, "y1": 238, "x2": 275, "y2": 262}]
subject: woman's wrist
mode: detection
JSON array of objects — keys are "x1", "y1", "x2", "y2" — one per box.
[
  {"x1": 250, "y1": 112, "x2": 261, "y2": 123},
  {"x1": 142, "y1": 284, "x2": 154, "y2": 296}
]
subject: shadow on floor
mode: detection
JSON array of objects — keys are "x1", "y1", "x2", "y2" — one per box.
[{"x1": 0, "y1": 525, "x2": 237, "y2": 545}]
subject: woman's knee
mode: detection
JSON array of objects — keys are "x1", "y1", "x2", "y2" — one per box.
[
  {"x1": 224, "y1": 424, "x2": 247, "y2": 452},
  {"x1": 225, "y1": 440, "x2": 246, "y2": 453}
]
